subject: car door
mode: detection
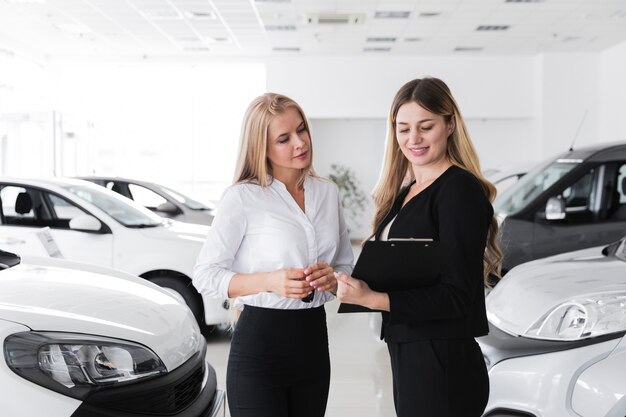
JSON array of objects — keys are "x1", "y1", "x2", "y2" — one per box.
[
  {"x1": 532, "y1": 163, "x2": 626, "y2": 259},
  {"x1": 0, "y1": 184, "x2": 114, "y2": 266}
]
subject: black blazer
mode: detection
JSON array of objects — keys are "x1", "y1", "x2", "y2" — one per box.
[{"x1": 376, "y1": 166, "x2": 491, "y2": 343}]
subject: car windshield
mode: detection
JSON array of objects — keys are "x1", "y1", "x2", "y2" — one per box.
[
  {"x1": 158, "y1": 185, "x2": 215, "y2": 211},
  {"x1": 493, "y1": 159, "x2": 581, "y2": 216},
  {"x1": 63, "y1": 184, "x2": 163, "y2": 227}
]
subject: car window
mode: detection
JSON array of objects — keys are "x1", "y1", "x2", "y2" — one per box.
[
  {"x1": 63, "y1": 184, "x2": 162, "y2": 227},
  {"x1": 48, "y1": 194, "x2": 84, "y2": 220},
  {"x1": 128, "y1": 184, "x2": 167, "y2": 208},
  {"x1": 158, "y1": 185, "x2": 214, "y2": 210},
  {"x1": 559, "y1": 169, "x2": 594, "y2": 212},
  {"x1": 0, "y1": 186, "x2": 84, "y2": 230},
  {"x1": 494, "y1": 160, "x2": 579, "y2": 215},
  {"x1": 1, "y1": 186, "x2": 34, "y2": 218},
  {"x1": 618, "y1": 164, "x2": 626, "y2": 204}
]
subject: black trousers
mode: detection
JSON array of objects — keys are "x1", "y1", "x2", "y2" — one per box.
[
  {"x1": 387, "y1": 338, "x2": 489, "y2": 417},
  {"x1": 227, "y1": 305, "x2": 330, "y2": 417}
]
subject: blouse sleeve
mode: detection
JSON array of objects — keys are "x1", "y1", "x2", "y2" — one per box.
[
  {"x1": 386, "y1": 174, "x2": 492, "y2": 324},
  {"x1": 192, "y1": 186, "x2": 247, "y2": 299}
]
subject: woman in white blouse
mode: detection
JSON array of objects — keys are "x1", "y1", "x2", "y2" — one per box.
[{"x1": 193, "y1": 93, "x2": 354, "y2": 417}]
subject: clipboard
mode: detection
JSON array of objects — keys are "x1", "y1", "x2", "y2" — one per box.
[{"x1": 338, "y1": 239, "x2": 447, "y2": 313}]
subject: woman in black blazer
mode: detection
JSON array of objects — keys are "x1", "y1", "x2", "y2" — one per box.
[{"x1": 337, "y1": 77, "x2": 502, "y2": 417}]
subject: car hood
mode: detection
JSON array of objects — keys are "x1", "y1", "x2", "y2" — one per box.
[
  {"x1": 0, "y1": 260, "x2": 202, "y2": 371},
  {"x1": 486, "y1": 246, "x2": 626, "y2": 336},
  {"x1": 138, "y1": 219, "x2": 209, "y2": 243}
]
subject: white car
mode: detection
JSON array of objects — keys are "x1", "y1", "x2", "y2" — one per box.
[
  {"x1": 0, "y1": 249, "x2": 224, "y2": 417},
  {"x1": 479, "y1": 237, "x2": 626, "y2": 417},
  {"x1": 0, "y1": 177, "x2": 228, "y2": 330},
  {"x1": 483, "y1": 163, "x2": 532, "y2": 197}
]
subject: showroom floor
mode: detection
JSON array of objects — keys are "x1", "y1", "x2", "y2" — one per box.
[
  {"x1": 205, "y1": 301, "x2": 395, "y2": 417},
  {"x1": 204, "y1": 245, "x2": 396, "y2": 417}
]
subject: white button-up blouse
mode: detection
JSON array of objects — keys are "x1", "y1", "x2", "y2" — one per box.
[{"x1": 192, "y1": 176, "x2": 354, "y2": 310}]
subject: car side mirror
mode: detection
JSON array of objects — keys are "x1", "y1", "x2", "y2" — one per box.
[
  {"x1": 156, "y1": 201, "x2": 179, "y2": 214},
  {"x1": 69, "y1": 214, "x2": 102, "y2": 232},
  {"x1": 545, "y1": 197, "x2": 566, "y2": 220}
]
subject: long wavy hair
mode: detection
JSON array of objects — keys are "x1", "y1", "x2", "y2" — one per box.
[
  {"x1": 371, "y1": 77, "x2": 502, "y2": 284},
  {"x1": 233, "y1": 92, "x2": 315, "y2": 187}
]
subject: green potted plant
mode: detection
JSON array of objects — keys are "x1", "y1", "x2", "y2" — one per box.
[{"x1": 328, "y1": 163, "x2": 367, "y2": 228}]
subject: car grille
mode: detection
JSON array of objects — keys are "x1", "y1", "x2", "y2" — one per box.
[{"x1": 112, "y1": 365, "x2": 204, "y2": 414}]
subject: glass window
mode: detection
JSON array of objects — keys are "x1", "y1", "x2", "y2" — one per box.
[
  {"x1": 560, "y1": 170, "x2": 594, "y2": 211},
  {"x1": 617, "y1": 164, "x2": 626, "y2": 204},
  {"x1": 128, "y1": 184, "x2": 167, "y2": 208},
  {"x1": 0, "y1": 186, "x2": 33, "y2": 218},
  {"x1": 63, "y1": 184, "x2": 162, "y2": 228},
  {"x1": 494, "y1": 161, "x2": 580, "y2": 216},
  {"x1": 48, "y1": 194, "x2": 84, "y2": 220}
]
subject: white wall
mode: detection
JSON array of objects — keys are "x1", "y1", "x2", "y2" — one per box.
[
  {"x1": 537, "y1": 53, "x2": 600, "y2": 157},
  {"x1": 268, "y1": 53, "x2": 613, "y2": 239},
  {"x1": 599, "y1": 39, "x2": 626, "y2": 142}
]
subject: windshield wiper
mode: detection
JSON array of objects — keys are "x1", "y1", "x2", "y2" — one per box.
[{"x1": 125, "y1": 223, "x2": 160, "y2": 229}]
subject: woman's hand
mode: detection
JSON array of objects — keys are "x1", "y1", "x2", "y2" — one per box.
[
  {"x1": 265, "y1": 268, "x2": 313, "y2": 299},
  {"x1": 304, "y1": 262, "x2": 337, "y2": 293},
  {"x1": 336, "y1": 273, "x2": 390, "y2": 311}
]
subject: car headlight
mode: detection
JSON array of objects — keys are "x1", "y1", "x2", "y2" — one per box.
[
  {"x1": 4, "y1": 332, "x2": 166, "y2": 399},
  {"x1": 525, "y1": 292, "x2": 626, "y2": 341}
]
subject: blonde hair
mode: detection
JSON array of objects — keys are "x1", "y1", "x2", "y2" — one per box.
[
  {"x1": 371, "y1": 77, "x2": 502, "y2": 285},
  {"x1": 234, "y1": 92, "x2": 315, "y2": 187}
]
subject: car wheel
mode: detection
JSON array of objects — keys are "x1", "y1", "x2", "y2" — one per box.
[{"x1": 148, "y1": 275, "x2": 210, "y2": 331}]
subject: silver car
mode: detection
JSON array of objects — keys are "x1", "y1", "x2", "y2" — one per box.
[{"x1": 81, "y1": 177, "x2": 215, "y2": 225}]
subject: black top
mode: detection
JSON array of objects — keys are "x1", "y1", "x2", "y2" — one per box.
[{"x1": 376, "y1": 165, "x2": 492, "y2": 343}]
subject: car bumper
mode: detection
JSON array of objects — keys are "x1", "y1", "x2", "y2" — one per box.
[{"x1": 479, "y1": 324, "x2": 626, "y2": 417}]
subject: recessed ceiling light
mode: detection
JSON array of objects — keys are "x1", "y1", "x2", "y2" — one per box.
[
  {"x1": 505, "y1": 0, "x2": 545, "y2": 3},
  {"x1": 374, "y1": 11, "x2": 410, "y2": 19},
  {"x1": 265, "y1": 24, "x2": 297, "y2": 31},
  {"x1": 476, "y1": 25, "x2": 510, "y2": 31},
  {"x1": 255, "y1": 0, "x2": 291, "y2": 3},
  {"x1": 366, "y1": 37, "x2": 397, "y2": 42},
  {"x1": 364, "y1": 47, "x2": 391, "y2": 52}
]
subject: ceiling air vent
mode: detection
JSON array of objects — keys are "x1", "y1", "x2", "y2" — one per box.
[
  {"x1": 477, "y1": 25, "x2": 510, "y2": 31},
  {"x1": 374, "y1": 11, "x2": 410, "y2": 19},
  {"x1": 418, "y1": 12, "x2": 441, "y2": 18},
  {"x1": 305, "y1": 13, "x2": 364, "y2": 25}
]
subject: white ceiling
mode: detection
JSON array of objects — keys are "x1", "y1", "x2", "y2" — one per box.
[{"x1": 1, "y1": 0, "x2": 626, "y2": 61}]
